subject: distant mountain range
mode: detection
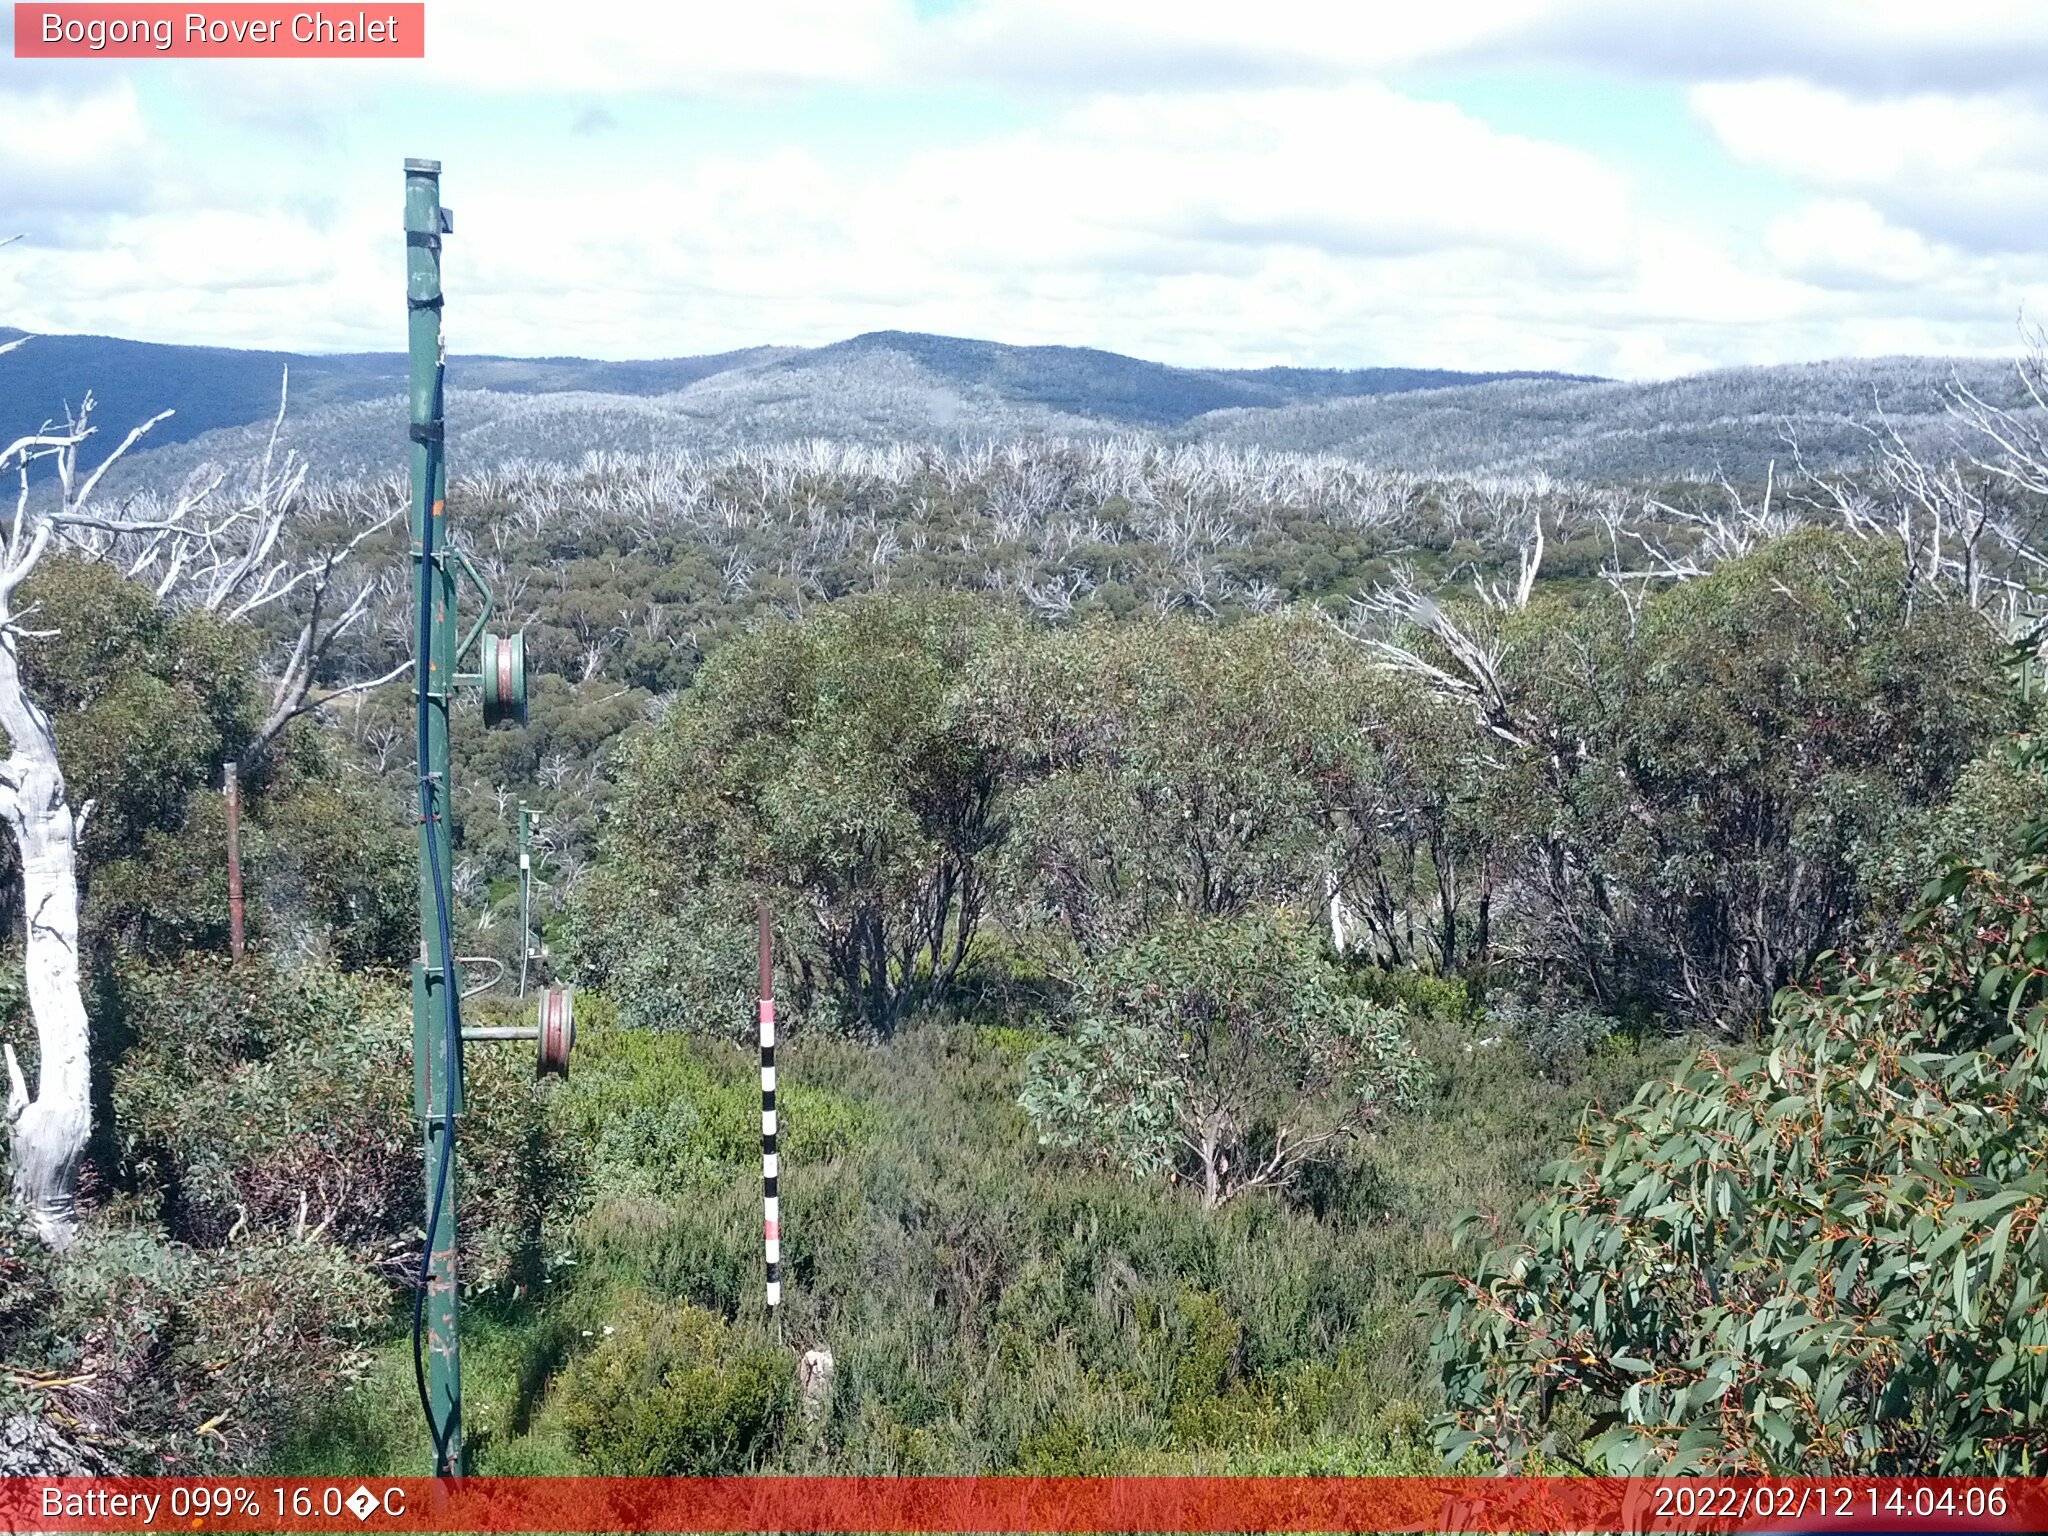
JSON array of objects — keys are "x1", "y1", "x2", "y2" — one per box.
[{"x1": 1, "y1": 325, "x2": 2032, "y2": 488}]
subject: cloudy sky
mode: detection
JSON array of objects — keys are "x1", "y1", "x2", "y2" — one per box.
[{"x1": 1, "y1": 0, "x2": 2045, "y2": 378}]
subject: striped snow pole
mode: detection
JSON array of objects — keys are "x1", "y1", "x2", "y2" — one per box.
[{"x1": 759, "y1": 904, "x2": 780, "y2": 1310}]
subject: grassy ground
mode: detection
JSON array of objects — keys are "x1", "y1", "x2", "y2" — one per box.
[{"x1": 273, "y1": 988, "x2": 1679, "y2": 1475}]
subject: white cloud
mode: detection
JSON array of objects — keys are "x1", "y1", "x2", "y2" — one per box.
[
  {"x1": 898, "y1": 86, "x2": 1634, "y2": 274},
  {"x1": 1485, "y1": 0, "x2": 2048, "y2": 97},
  {"x1": 910, "y1": 0, "x2": 1544, "y2": 91},
  {"x1": 0, "y1": 83, "x2": 161, "y2": 229},
  {"x1": 420, "y1": 0, "x2": 918, "y2": 94},
  {"x1": 406, "y1": 83, "x2": 1650, "y2": 370},
  {"x1": 64, "y1": 0, "x2": 2041, "y2": 103},
  {"x1": 2, "y1": 2, "x2": 2044, "y2": 379},
  {"x1": 1764, "y1": 199, "x2": 1948, "y2": 291},
  {"x1": 1693, "y1": 80, "x2": 2048, "y2": 254}
]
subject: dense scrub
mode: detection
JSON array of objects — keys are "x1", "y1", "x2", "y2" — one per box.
[
  {"x1": 1430, "y1": 723, "x2": 2048, "y2": 1472},
  {"x1": 281, "y1": 989, "x2": 1673, "y2": 1474},
  {"x1": 587, "y1": 538, "x2": 2009, "y2": 1042},
  {"x1": 0, "y1": 563, "x2": 458, "y2": 1468},
  {"x1": 0, "y1": 409, "x2": 2039, "y2": 1475},
  {"x1": 248, "y1": 429, "x2": 2041, "y2": 971}
]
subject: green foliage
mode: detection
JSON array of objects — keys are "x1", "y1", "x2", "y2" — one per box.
[
  {"x1": 0, "y1": 560, "x2": 413, "y2": 968},
  {"x1": 575, "y1": 530, "x2": 2004, "y2": 1046},
  {"x1": 568, "y1": 876, "x2": 757, "y2": 1038},
  {"x1": 1346, "y1": 966, "x2": 1478, "y2": 1027},
  {"x1": 587, "y1": 592, "x2": 1018, "y2": 1033},
  {"x1": 1485, "y1": 995, "x2": 1633, "y2": 1085},
  {"x1": 1022, "y1": 910, "x2": 1423, "y2": 1207},
  {"x1": 553, "y1": 995, "x2": 866, "y2": 1207},
  {"x1": 1427, "y1": 810, "x2": 2048, "y2": 1472},
  {"x1": 283, "y1": 991, "x2": 1670, "y2": 1476},
  {"x1": 1486, "y1": 533, "x2": 2011, "y2": 1025},
  {"x1": 244, "y1": 756, "x2": 414, "y2": 969},
  {"x1": 557, "y1": 1298, "x2": 791, "y2": 1474},
  {"x1": 108, "y1": 956, "x2": 577, "y2": 1291},
  {"x1": 1, "y1": 441, "x2": 2017, "y2": 1483},
  {"x1": 8, "y1": 559, "x2": 258, "y2": 955},
  {"x1": 110, "y1": 957, "x2": 414, "y2": 1252},
  {"x1": 0, "y1": 1207, "x2": 383, "y2": 1471},
  {"x1": 972, "y1": 614, "x2": 1347, "y2": 951}
]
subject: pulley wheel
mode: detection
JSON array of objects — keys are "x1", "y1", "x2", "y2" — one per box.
[
  {"x1": 480, "y1": 630, "x2": 527, "y2": 728},
  {"x1": 537, "y1": 986, "x2": 574, "y2": 1078}
]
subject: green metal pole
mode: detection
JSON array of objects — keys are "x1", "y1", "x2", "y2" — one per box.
[
  {"x1": 518, "y1": 801, "x2": 532, "y2": 997},
  {"x1": 405, "y1": 156, "x2": 463, "y2": 1477}
]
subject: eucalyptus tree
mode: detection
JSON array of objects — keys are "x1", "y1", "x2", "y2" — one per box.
[
  {"x1": 586, "y1": 591, "x2": 1019, "y2": 1035},
  {"x1": 0, "y1": 357, "x2": 391, "y2": 1244},
  {"x1": 1355, "y1": 530, "x2": 2008, "y2": 1029},
  {"x1": 1020, "y1": 908, "x2": 1422, "y2": 1208},
  {"x1": 1428, "y1": 800, "x2": 2048, "y2": 1473},
  {"x1": 0, "y1": 388, "x2": 204, "y2": 1243},
  {"x1": 969, "y1": 613, "x2": 1345, "y2": 953},
  {"x1": 76, "y1": 381, "x2": 405, "y2": 768}
]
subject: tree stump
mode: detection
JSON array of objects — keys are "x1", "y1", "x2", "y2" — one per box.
[{"x1": 797, "y1": 1347, "x2": 834, "y2": 1427}]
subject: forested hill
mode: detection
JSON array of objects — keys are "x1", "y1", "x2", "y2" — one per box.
[
  {"x1": 784, "y1": 331, "x2": 1585, "y2": 426},
  {"x1": 0, "y1": 326, "x2": 799, "y2": 449},
  {"x1": 0, "y1": 325, "x2": 1574, "y2": 454},
  {"x1": 4, "y1": 321, "x2": 2035, "y2": 487}
]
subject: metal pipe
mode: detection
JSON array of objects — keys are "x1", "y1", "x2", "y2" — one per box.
[
  {"x1": 405, "y1": 154, "x2": 464, "y2": 1479},
  {"x1": 460, "y1": 1026, "x2": 538, "y2": 1042},
  {"x1": 223, "y1": 761, "x2": 245, "y2": 960},
  {"x1": 517, "y1": 802, "x2": 532, "y2": 997}
]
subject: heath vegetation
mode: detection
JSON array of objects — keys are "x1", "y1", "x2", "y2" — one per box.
[{"x1": 0, "y1": 340, "x2": 2046, "y2": 1473}]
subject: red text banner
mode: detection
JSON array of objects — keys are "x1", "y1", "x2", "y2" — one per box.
[
  {"x1": 14, "y1": 4, "x2": 426, "y2": 57},
  {"x1": 1, "y1": 1477, "x2": 2041, "y2": 1533}
]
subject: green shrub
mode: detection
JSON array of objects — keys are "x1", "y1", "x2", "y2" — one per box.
[
  {"x1": 971, "y1": 614, "x2": 1349, "y2": 954},
  {"x1": 1150, "y1": 1284, "x2": 1242, "y2": 1411},
  {"x1": 1485, "y1": 995, "x2": 1627, "y2": 1084},
  {"x1": 977, "y1": 1023, "x2": 1051, "y2": 1059},
  {"x1": 558, "y1": 1298, "x2": 791, "y2": 1473},
  {"x1": 110, "y1": 957, "x2": 415, "y2": 1252},
  {"x1": 554, "y1": 1002, "x2": 865, "y2": 1202},
  {"x1": 110, "y1": 956, "x2": 578, "y2": 1291},
  {"x1": 0, "y1": 1210, "x2": 382, "y2": 1471},
  {"x1": 1347, "y1": 967, "x2": 1476, "y2": 1026},
  {"x1": 247, "y1": 768, "x2": 415, "y2": 970},
  {"x1": 1427, "y1": 836, "x2": 2048, "y2": 1473},
  {"x1": 1022, "y1": 910, "x2": 1423, "y2": 1207},
  {"x1": 588, "y1": 592, "x2": 1018, "y2": 1035},
  {"x1": 568, "y1": 875, "x2": 759, "y2": 1039}
]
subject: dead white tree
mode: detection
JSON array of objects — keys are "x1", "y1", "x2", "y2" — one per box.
[
  {"x1": 1472, "y1": 506, "x2": 1545, "y2": 612},
  {"x1": 0, "y1": 388, "x2": 213, "y2": 1245},
  {"x1": 1786, "y1": 346, "x2": 2048, "y2": 628},
  {"x1": 87, "y1": 374, "x2": 407, "y2": 767},
  {"x1": 1349, "y1": 561, "x2": 1531, "y2": 749},
  {"x1": 0, "y1": 340, "x2": 401, "y2": 1243}
]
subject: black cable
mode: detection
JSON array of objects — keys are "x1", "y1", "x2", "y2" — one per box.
[{"x1": 410, "y1": 355, "x2": 463, "y2": 1479}]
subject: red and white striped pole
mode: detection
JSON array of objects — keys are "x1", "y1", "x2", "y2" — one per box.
[{"x1": 759, "y1": 904, "x2": 780, "y2": 1311}]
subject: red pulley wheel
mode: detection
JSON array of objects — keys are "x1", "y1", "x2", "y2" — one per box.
[
  {"x1": 480, "y1": 631, "x2": 527, "y2": 728},
  {"x1": 537, "y1": 986, "x2": 574, "y2": 1078}
]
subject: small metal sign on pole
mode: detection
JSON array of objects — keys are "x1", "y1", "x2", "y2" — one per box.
[{"x1": 518, "y1": 801, "x2": 541, "y2": 997}]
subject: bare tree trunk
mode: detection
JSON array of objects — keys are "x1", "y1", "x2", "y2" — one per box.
[
  {"x1": 0, "y1": 373, "x2": 319, "y2": 1249},
  {"x1": 0, "y1": 625, "x2": 90, "y2": 1248}
]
